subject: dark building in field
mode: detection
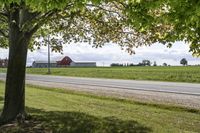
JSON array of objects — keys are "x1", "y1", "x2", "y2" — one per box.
[
  {"x1": 0, "y1": 58, "x2": 8, "y2": 68},
  {"x1": 32, "y1": 56, "x2": 96, "y2": 68}
]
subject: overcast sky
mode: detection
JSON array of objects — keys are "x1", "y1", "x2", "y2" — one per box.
[{"x1": 0, "y1": 41, "x2": 200, "y2": 66}]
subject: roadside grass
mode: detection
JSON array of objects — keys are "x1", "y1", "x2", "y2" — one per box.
[
  {"x1": 0, "y1": 82, "x2": 200, "y2": 132},
  {"x1": 1, "y1": 66, "x2": 200, "y2": 83}
]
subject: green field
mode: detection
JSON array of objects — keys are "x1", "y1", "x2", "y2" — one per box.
[
  {"x1": 1, "y1": 66, "x2": 200, "y2": 83},
  {"x1": 0, "y1": 82, "x2": 200, "y2": 132}
]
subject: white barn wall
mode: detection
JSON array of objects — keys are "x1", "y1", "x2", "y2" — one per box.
[{"x1": 70, "y1": 62, "x2": 96, "y2": 67}]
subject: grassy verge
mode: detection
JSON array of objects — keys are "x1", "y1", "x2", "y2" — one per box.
[
  {"x1": 0, "y1": 82, "x2": 200, "y2": 132},
  {"x1": 1, "y1": 66, "x2": 200, "y2": 83}
]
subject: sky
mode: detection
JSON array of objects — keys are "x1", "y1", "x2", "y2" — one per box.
[{"x1": 0, "y1": 41, "x2": 200, "y2": 66}]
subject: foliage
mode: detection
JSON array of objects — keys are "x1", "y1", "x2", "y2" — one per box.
[
  {"x1": 153, "y1": 61, "x2": 157, "y2": 66},
  {"x1": 110, "y1": 63, "x2": 124, "y2": 67},
  {"x1": 0, "y1": 83, "x2": 200, "y2": 132},
  {"x1": 111, "y1": 61, "x2": 153, "y2": 67},
  {"x1": 123, "y1": 0, "x2": 200, "y2": 56},
  {"x1": 0, "y1": 0, "x2": 200, "y2": 55},
  {"x1": 163, "y1": 63, "x2": 168, "y2": 66},
  {"x1": 180, "y1": 58, "x2": 188, "y2": 66},
  {"x1": 0, "y1": 0, "x2": 155, "y2": 54},
  {"x1": 141, "y1": 60, "x2": 151, "y2": 66}
]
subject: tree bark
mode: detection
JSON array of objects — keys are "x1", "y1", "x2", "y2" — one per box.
[{"x1": 0, "y1": 4, "x2": 31, "y2": 124}]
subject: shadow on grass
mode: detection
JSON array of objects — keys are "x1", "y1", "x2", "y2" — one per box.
[{"x1": 27, "y1": 107, "x2": 152, "y2": 133}]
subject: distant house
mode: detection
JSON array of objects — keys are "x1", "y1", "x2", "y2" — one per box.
[
  {"x1": 32, "y1": 56, "x2": 96, "y2": 68},
  {"x1": 0, "y1": 58, "x2": 8, "y2": 68}
]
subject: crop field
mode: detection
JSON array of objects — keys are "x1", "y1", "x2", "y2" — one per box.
[
  {"x1": 0, "y1": 66, "x2": 200, "y2": 83},
  {"x1": 0, "y1": 82, "x2": 200, "y2": 132}
]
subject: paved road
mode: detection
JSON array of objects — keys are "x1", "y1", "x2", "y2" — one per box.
[{"x1": 0, "y1": 73, "x2": 200, "y2": 96}]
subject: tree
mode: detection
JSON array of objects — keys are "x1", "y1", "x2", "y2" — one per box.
[
  {"x1": 111, "y1": 63, "x2": 123, "y2": 67},
  {"x1": 0, "y1": 0, "x2": 200, "y2": 125},
  {"x1": 153, "y1": 61, "x2": 157, "y2": 66},
  {"x1": 0, "y1": 0, "x2": 157, "y2": 124},
  {"x1": 163, "y1": 63, "x2": 168, "y2": 66},
  {"x1": 142, "y1": 60, "x2": 151, "y2": 66},
  {"x1": 180, "y1": 58, "x2": 188, "y2": 66}
]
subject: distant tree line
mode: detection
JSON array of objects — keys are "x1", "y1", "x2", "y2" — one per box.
[
  {"x1": 111, "y1": 60, "x2": 153, "y2": 67},
  {"x1": 110, "y1": 63, "x2": 124, "y2": 67},
  {"x1": 111, "y1": 58, "x2": 190, "y2": 67}
]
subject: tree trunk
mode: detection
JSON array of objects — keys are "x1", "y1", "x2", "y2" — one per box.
[{"x1": 0, "y1": 5, "x2": 31, "y2": 124}]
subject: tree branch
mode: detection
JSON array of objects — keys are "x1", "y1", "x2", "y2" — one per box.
[
  {"x1": 0, "y1": 29, "x2": 8, "y2": 38},
  {"x1": 86, "y1": 3, "x2": 124, "y2": 19},
  {"x1": 24, "y1": 2, "x2": 75, "y2": 37},
  {"x1": 27, "y1": 10, "x2": 58, "y2": 36},
  {"x1": 0, "y1": 11, "x2": 9, "y2": 18},
  {"x1": 0, "y1": 17, "x2": 7, "y2": 23},
  {"x1": 27, "y1": 2, "x2": 74, "y2": 35}
]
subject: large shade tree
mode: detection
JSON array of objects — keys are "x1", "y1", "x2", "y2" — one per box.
[{"x1": 0, "y1": 0, "x2": 199, "y2": 125}]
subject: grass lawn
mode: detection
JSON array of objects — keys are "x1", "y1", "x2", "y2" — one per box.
[
  {"x1": 1, "y1": 66, "x2": 200, "y2": 83},
  {"x1": 0, "y1": 82, "x2": 200, "y2": 132}
]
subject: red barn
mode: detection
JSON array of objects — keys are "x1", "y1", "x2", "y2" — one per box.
[{"x1": 57, "y1": 56, "x2": 73, "y2": 67}]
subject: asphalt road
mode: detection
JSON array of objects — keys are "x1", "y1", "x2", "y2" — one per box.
[{"x1": 0, "y1": 73, "x2": 200, "y2": 96}]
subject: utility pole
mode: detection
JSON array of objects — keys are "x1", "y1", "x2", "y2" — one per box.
[{"x1": 47, "y1": 35, "x2": 51, "y2": 74}]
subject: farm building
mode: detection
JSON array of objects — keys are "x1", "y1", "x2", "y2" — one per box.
[
  {"x1": 57, "y1": 56, "x2": 73, "y2": 67},
  {"x1": 32, "y1": 61, "x2": 57, "y2": 68},
  {"x1": 70, "y1": 62, "x2": 96, "y2": 67},
  {"x1": 32, "y1": 56, "x2": 96, "y2": 68},
  {"x1": 0, "y1": 58, "x2": 8, "y2": 68}
]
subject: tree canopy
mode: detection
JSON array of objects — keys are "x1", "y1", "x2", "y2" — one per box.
[
  {"x1": 180, "y1": 58, "x2": 188, "y2": 66},
  {"x1": 126, "y1": 0, "x2": 200, "y2": 56},
  {"x1": 0, "y1": 0, "x2": 199, "y2": 55},
  {"x1": 0, "y1": 0, "x2": 153, "y2": 54}
]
